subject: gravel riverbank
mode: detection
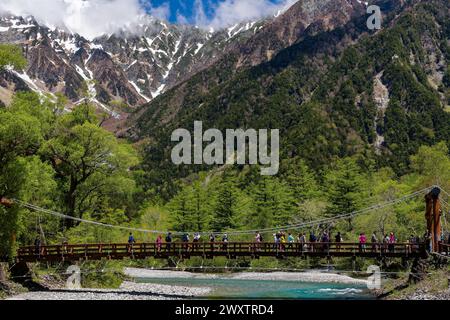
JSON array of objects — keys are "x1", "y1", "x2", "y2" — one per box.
[
  {"x1": 6, "y1": 281, "x2": 212, "y2": 300},
  {"x1": 124, "y1": 268, "x2": 369, "y2": 285}
]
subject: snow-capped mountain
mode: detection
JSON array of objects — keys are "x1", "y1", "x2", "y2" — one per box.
[{"x1": 0, "y1": 14, "x2": 266, "y2": 118}]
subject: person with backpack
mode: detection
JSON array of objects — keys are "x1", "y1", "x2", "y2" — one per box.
[
  {"x1": 335, "y1": 232, "x2": 342, "y2": 252},
  {"x1": 222, "y1": 234, "x2": 229, "y2": 251},
  {"x1": 298, "y1": 233, "x2": 306, "y2": 252},
  {"x1": 309, "y1": 232, "x2": 317, "y2": 252},
  {"x1": 209, "y1": 234, "x2": 216, "y2": 252},
  {"x1": 255, "y1": 232, "x2": 262, "y2": 252},
  {"x1": 286, "y1": 233, "x2": 294, "y2": 251},
  {"x1": 182, "y1": 233, "x2": 190, "y2": 251},
  {"x1": 128, "y1": 233, "x2": 136, "y2": 253},
  {"x1": 165, "y1": 232, "x2": 173, "y2": 252},
  {"x1": 193, "y1": 233, "x2": 201, "y2": 250},
  {"x1": 371, "y1": 232, "x2": 378, "y2": 253},
  {"x1": 128, "y1": 233, "x2": 136, "y2": 244}
]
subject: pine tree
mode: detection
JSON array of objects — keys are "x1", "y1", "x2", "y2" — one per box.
[
  {"x1": 281, "y1": 158, "x2": 320, "y2": 203},
  {"x1": 249, "y1": 177, "x2": 296, "y2": 229},
  {"x1": 325, "y1": 158, "x2": 367, "y2": 230},
  {"x1": 191, "y1": 181, "x2": 210, "y2": 231},
  {"x1": 210, "y1": 172, "x2": 237, "y2": 232},
  {"x1": 167, "y1": 188, "x2": 195, "y2": 232}
]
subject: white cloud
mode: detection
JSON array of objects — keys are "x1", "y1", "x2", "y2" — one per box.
[
  {"x1": 0, "y1": 0, "x2": 299, "y2": 38},
  {"x1": 0, "y1": 0, "x2": 147, "y2": 40},
  {"x1": 190, "y1": 0, "x2": 298, "y2": 29}
]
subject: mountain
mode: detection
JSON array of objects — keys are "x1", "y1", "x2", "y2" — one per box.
[
  {"x1": 0, "y1": 13, "x2": 266, "y2": 120},
  {"x1": 130, "y1": 0, "x2": 450, "y2": 195}
]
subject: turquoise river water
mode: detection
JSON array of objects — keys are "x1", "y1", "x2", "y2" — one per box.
[{"x1": 138, "y1": 276, "x2": 375, "y2": 299}]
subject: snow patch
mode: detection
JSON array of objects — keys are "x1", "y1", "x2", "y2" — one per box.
[
  {"x1": 194, "y1": 43, "x2": 204, "y2": 55},
  {"x1": 129, "y1": 80, "x2": 151, "y2": 103},
  {"x1": 151, "y1": 84, "x2": 165, "y2": 98}
]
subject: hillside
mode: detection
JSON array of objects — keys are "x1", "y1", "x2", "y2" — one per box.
[{"x1": 130, "y1": 0, "x2": 450, "y2": 196}]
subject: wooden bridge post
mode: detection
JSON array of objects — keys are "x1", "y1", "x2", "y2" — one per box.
[{"x1": 425, "y1": 187, "x2": 441, "y2": 252}]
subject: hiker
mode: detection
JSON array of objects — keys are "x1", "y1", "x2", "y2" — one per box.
[
  {"x1": 193, "y1": 233, "x2": 201, "y2": 250},
  {"x1": 388, "y1": 232, "x2": 396, "y2": 252},
  {"x1": 335, "y1": 232, "x2": 342, "y2": 251},
  {"x1": 209, "y1": 234, "x2": 215, "y2": 252},
  {"x1": 128, "y1": 233, "x2": 136, "y2": 244},
  {"x1": 309, "y1": 232, "x2": 317, "y2": 252},
  {"x1": 371, "y1": 232, "x2": 378, "y2": 253},
  {"x1": 156, "y1": 235, "x2": 163, "y2": 252},
  {"x1": 274, "y1": 232, "x2": 281, "y2": 251},
  {"x1": 222, "y1": 234, "x2": 229, "y2": 251},
  {"x1": 287, "y1": 233, "x2": 294, "y2": 250},
  {"x1": 128, "y1": 233, "x2": 136, "y2": 253},
  {"x1": 34, "y1": 237, "x2": 41, "y2": 256},
  {"x1": 382, "y1": 234, "x2": 389, "y2": 252},
  {"x1": 321, "y1": 232, "x2": 330, "y2": 252},
  {"x1": 165, "y1": 232, "x2": 173, "y2": 252},
  {"x1": 182, "y1": 233, "x2": 190, "y2": 251},
  {"x1": 255, "y1": 232, "x2": 262, "y2": 252},
  {"x1": 297, "y1": 232, "x2": 306, "y2": 252},
  {"x1": 358, "y1": 233, "x2": 366, "y2": 253},
  {"x1": 280, "y1": 232, "x2": 286, "y2": 252}
]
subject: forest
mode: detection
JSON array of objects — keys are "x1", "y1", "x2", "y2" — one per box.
[{"x1": 0, "y1": 35, "x2": 449, "y2": 267}]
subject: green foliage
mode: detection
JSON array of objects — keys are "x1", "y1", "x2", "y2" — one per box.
[
  {"x1": 325, "y1": 158, "x2": 368, "y2": 221},
  {"x1": 210, "y1": 172, "x2": 239, "y2": 232},
  {"x1": 39, "y1": 105, "x2": 139, "y2": 225},
  {"x1": 0, "y1": 44, "x2": 27, "y2": 70},
  {"x1": 0, "y1": 91, "x2": 141, "y2": 258}
]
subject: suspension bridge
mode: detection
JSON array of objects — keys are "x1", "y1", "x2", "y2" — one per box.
[{"x1": 1, "y1": 185, "x2": 450, "y2": 263}]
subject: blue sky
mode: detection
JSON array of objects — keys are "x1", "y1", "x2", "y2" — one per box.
[
  {"x1": 142, "y1": 0, "x2": 215, "y2": 23},
  {"x1": 142, "y1": 0, "x2": 297, "y2": 27}
]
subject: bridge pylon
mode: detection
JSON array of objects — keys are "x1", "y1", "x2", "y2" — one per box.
[{"x1": 425, "y1": 187, "x2": 442, "y2": 252}]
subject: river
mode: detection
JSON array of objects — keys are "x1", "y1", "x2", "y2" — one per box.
[
  {"x1": 137, "y1": 277, "x2": 373, "y2": 299},
  {"x1": 6, "y1": 269, "x2": 376, "y2": 300}
]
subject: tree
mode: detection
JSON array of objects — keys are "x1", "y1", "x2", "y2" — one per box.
[
  {"x1": 280, "y1": 157, "x2": 321, "y2": 203},
  {"x1": 410, "y1": 142, "x2": 450, "y2": 190},
  {"x1": 190, "y1": 180, "x2": 210, "y2": 231},
  {"x1": 167, "y1": 188, "x2": 196, "y2": 232},
  {"x1": 210, "y1": 172, "x2": 238, "y2": 232},
  {"x1": 325, "y1": 158, "x2": 368, "y2": 230},
  {"x1": 40, "y1": 105, "x2": 139, "y2": 227},
  {"x1": 0, "y1": 110, "x2": 43, "y2": 258},
  {"x1": 0, "y1": 44, "x2": 27, "y2": 70},
  {"x1": 246, "y1": 176, "x2": 296, "y2": 230}
]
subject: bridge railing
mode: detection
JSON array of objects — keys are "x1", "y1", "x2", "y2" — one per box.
[{"x1": 17, "y1": 241, "x2": 425, "y2": 261}]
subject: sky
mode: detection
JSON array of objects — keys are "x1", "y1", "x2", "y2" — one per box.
[{"x1": 0, "y1": 0, "x2": 297, "y2": 39}]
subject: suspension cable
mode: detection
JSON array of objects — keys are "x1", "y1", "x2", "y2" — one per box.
[{"x1": 11, "y1": 186, "x2": 432, "y2": 237}]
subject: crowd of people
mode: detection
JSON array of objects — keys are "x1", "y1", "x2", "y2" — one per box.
[
  {"x1": 123, "y1": 230, "x2": 450, "y2": 254},
  {"x1": 30, "y1": 230, "x2": 450, "y2": 257}
]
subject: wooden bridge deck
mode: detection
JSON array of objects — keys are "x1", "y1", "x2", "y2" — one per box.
[{"x1": 17, "y1": 242, "x2": 434, "y2": 262}]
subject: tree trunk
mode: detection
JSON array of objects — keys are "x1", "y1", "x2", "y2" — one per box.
[
  {"x1": 0, "y1": 262, "x2": 7, "y2": 281},
  {"x1": 64, "y1": 178, "x2": 78, "y2": 229}
]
